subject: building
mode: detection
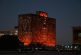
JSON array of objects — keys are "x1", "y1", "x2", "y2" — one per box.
[
  {"x1": 0, "y1": 28, "x2": 18, "y2": 37},
  {"x1": 18, "y1": 11, "x2": 56, "y2": 47},
  {"x1": 72, "y1": 26, "x2": 81, "y2": 44}
]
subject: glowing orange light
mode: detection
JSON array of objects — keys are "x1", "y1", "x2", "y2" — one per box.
[
  {"x1": 39, "y1": 12, "x2": 48, "y2": 17},
  {"x1": 19, "y1": 31, "x2": 56, "y2": 46},
  {"x1": 35, "y1": 32, "x2": 56, "y2": 47},
  {"x1": 19, "y1": 32, "x2": 32, "y2": 46}
]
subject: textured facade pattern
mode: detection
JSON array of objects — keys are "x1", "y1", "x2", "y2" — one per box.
[{"x1": 18, "y1": 12, "x2": 56, "y2": 47}]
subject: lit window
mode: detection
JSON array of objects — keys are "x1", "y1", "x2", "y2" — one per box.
[
  {"x1": 14, "y1": 32, "x2": 18, "y2": 35},
  {"x1": 74, "y1": 46, "x2": 77, "y2": 49},
  {"x1": 15, "y1": 30, "x2": 18, "y2": 33},
  {"x1": 68, "y1": 46, "x2": 70, "y2": 48},
  {"x1": 42, "y1": 27, "x2": 46, "y2": 29},
  {"x1": 70, "y1": 46, "x2": 73, "y2": 49},
  {"x1": 43, "y1": 23, "x2": 46, "y2": 24}
]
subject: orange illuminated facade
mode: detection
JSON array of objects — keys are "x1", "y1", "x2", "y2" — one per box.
[
  {"x1": 36, "y1": 11, "x2": 48, "y2": 17},
  {"x1": 18, "y1": 11, "x2": 56, "y2": 47}
]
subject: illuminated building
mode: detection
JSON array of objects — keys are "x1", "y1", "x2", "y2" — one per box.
[
  {"x1": 72, "y1": 26, "x2": 81, "y2": 44},
  {"x1": 18, "y1": 11, "x2": 56, "y2": 47},
  {"x1": 0, "y1": 28, "x2": 18, "y2": 37}
]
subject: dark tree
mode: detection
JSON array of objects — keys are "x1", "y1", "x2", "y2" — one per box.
[{"x1": 0, "y1": 35, "x2": 21, "y2": 50}]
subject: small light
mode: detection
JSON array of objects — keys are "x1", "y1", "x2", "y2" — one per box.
[
  {"x1": 74, "y1": 46, "x2": 77, "y2": 49},
  {"x1": 35, "y1": 48, "x2": 38, "y2": 50},
  {"x1": 65, "y1": 46, "x2": 67, "y2": 48},
  {"x1": 43, "y1": 23, "x2": 46, "y2": 24},
  {"x1": 14, "y1": 32, "x2": 18, "y2": 35},
  {"x1": 0, "y1": 33, "x2": 4, "y2": 36},
  {"x1": 68, "y1": 46, "x2": 70, "y2": 48},
  {"x1": 70, "y1": 46, "x2": 73, "y2": 49},
  {"x1": 15, "y1": 30, "x2": 18, "y2": 33}
]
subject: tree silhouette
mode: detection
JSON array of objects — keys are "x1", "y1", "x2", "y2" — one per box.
[{"x1": 0, "y1": 35, "x2": 21, "y2": 50}]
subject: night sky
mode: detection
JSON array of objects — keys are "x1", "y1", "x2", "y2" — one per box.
[{"x1": 0, "y1": 0, "x2": 81, "y2": 45}]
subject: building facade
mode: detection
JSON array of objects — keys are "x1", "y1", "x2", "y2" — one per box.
[
  {"x1": 0, "y1": 28, "x2": 18, "y2": 37},
  {"x1": 18, "y1": 11, "x2": 56, "y2": 47},
  {"x1": 73, "y1": 26, "x2": 81, "y2": 44}
]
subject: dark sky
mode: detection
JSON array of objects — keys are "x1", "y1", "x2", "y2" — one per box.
[{"x1": 0, "y1": 0, "x2": 81, "y2": 45}]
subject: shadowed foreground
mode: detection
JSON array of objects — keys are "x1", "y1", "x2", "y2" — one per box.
[
  {"x1": 0, "y1": 51, "x2": 81, "y2": 55},
  {"x1": 0, "y1": 35, "x2": 81, "y2": 55}
]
